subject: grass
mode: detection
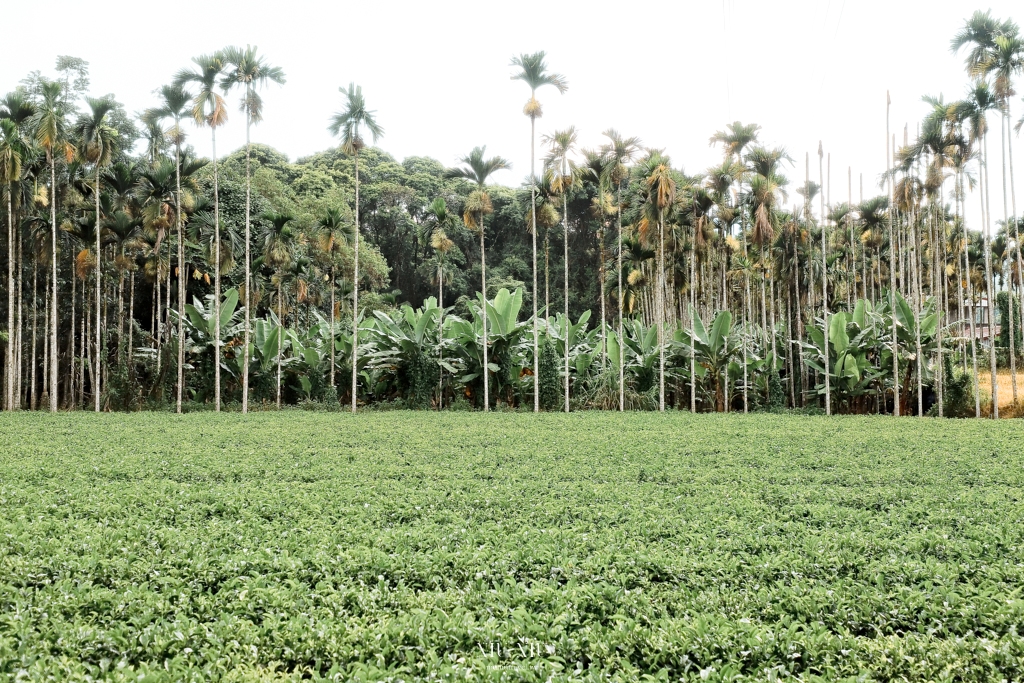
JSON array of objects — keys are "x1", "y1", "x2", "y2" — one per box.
[
  {"x1": 1, "y1": 412, "x2": 1023, "y2": 681},
  {"x1": 979, "y1": 369, "x2": 1024, "y2": 418}
]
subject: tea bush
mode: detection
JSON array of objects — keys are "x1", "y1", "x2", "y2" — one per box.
[{"x1": 0, "y1": 412, "x2": 1022, "y2": 681}]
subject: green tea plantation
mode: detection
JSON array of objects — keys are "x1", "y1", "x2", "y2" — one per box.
[{"x1": 1, "y1": 412, "x2": 1023, "y2": 681}]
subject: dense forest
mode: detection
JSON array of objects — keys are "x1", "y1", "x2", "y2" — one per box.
[{"x1": 2, "y1": 11, "x2": 1023, "y2": 416}]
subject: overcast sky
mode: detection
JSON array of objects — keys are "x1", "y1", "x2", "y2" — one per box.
[{"x1": 4, "y1": 1, "x2": 1022, "y2": 232}]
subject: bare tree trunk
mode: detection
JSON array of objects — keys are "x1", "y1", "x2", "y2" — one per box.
[
  {"x1": 564, "y1": 191, "x2": 570, "y2": 413},
  {"x1": 50, "y1": 157, "x2": 59, "y2": 411},
  {"x1": 128, "y1": 271, "x2": 135, "y2": 381},
  {"x1": 94, "y1": 165, "x2": 101, "y2": 412},
  {"x1": 1007, "y1": 102, "x2": 1023, "y2": 408},
  {"x1": 1001, "y1": 112, "x2": 1017, "y2": 403},
  {"x1": 212, "y1": 128, "x2": 221, "y2": 412},
  {"x1": 983, "y1": 129, "x2": 998, "y2": 418},
  {"x1": 176, "y1": 139, "x2": 185, "y2": 414},
  {"x1": 689, "y1": 245, "x2": 696, "y2": 413},
  {"x1": 480, "y1": 210, "x2": 489, "y2": 412},
  {"x1": 820, "y1": 145, "x2": 831, "y2": 415},
  {"x1": 30, "y1": 258, "x2": 37, "y2": 410},
  {"x1": 530, "y1": 112, "x2": 539, "y2": 412},
  {"x1": 352, "y1": 149, "x2": 360, "y2": 413},
  {"x1": 657, "y1": 213, "x2": 665, "y2": 412},
  {"x1": 330, "y1": 275, "x2": 335, "y2": 401},
  {"x1": 887, "y1": 101, "x2": 900, "y2": 416},
  {"x1": 969, "y1": 161, "x2": 981, "y2": 417},
  {"x1": 243, "y1": 93, "x2": 253, "y2": 414},
  {"x1": 276, "y1": 283, "x2": 283, "y2": 409},
  {"x1": 68, "y1": 259, "x2": 75, "y2": 409},
  {"x1": 617, "y1": 183, "x2": 624, "y2": 412}
]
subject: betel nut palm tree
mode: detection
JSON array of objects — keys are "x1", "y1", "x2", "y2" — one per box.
[
  {"x1": 175, "y1": 52, "x2": 228, "y2": 411},
  {"x1": 329, "y1": 82, "x2": 383, "y2": 413},
  {"x1": 511, "y1": 51, "x2": 567, "y2": 412},
  {"x1": 220, "y1": 45, "x2": 285, "y2": 413},
  {"x1": 446, "y1": 146, "x2": 511, "y2": 411}
]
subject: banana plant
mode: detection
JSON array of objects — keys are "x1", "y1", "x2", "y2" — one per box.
[
  {"x1": 546, "y1": 310, "x2": 599, "y2": 386},
  {"x1": 609, "y1": 318, "x2": 660, "y2": 394},
  {"x1": 175, "y1": 288, "x2": 244, "y2": 391},
  {"x1": 446, "y1": 288, "x2": 531, "y2": 407},
  {"x1": 364, "y1": 298, "x2": 443, "y2": 405},
  {"x1": 674, "y1": 309, "x2": 741, "y2": 412}
]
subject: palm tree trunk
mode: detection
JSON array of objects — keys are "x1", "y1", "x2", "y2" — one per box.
[
  {"x1": 352, "y1": 149, "x2": 360, "y2": 413},
  {"x1": 330, "y1": 275, "x2": 336, "y2": 401},
  {"x1": 5, "y1": 189, "x2": 13, "y2": 411},
  {"x1": 563, "y1": 192, "x2": 570, "y2": 413},
  {"x1": 689, "y1": 244, "x2": 696, "y2": 413},
  {"x1": 212, "y1": 128, "x2": 221, "y2": 412},
  {"x1": 658, "y1": 213, "x2": 665, "y2": 412},
  {"x1": 1007, "y1": 103, "x2": 1023, "y2": 407},
  {"x1": 43, "y1": 278, "x2": 49, "y2": 409},
  {"x1": 68, "y1": 253, "x2": 75, "y2": 409},
  {"x1": 983, "y1": 128, "x2": 998, "y2": 418},
  {"x1": 545, "y1": 230, "x2": 550, "y2": 321},
  {"x1": 176, "y1": 139, "x2": 185, "y2": 414},
  {"x1": 912, "y1": 210, "x2": 923, "y2": 417},
  {"x1": 530, "y1": 112, "x2": 539, "y2": 412},
  {"x1": 820, "y1": 148, "x2": 831, "y2": 415},
  {"x1": 49, "y1": 157, "x2": 58, "y2": 411},
  {"x1": 793, "y1": 238, "x2": 805, "y2": 407},
  {"x1": 128, "y1": 271, "x2": 135, "y2": 381},
  {"x1": 243, "y1": 98, "x2": 253, "y2": 415},
  {"x1": 969, "y1": 164, "x2": 981, "y2": 417},
  {"x1": 617, "y1": 183, "x2": 624, "y2": 412},
  {"x1": 1001, "y1": 112, "x2": 1017, "y2": 403},
  {"x1": 30, "y1": 249, "x2": 37, "y2": 410},
  {"x1": 78, "y1": 280, "x2": 85, "y2": 408},
  {"x1": 599, "y1": 225, "x2": 606, "y2": 371},
  {"x1": 480, "y1": 210, "x2": 489, "y2": 412},
  {"x1": 887, "y1": 104, "x2": 899, "y2": 416},
  {"x1": 16, "y1": 228, "x2": 23, "y2": 408},
  {"x1": 276, "y1": 282, "x2": 283, "y2": 409},
  {"x1": 438, "y1": 273, "x2": 443, "y2": 409},
  {"x1": 94, "y1": 165, "x2": 101, "y2": 412}
]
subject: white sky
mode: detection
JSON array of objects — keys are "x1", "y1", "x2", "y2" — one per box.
[{"x1": 4, "y1": 0, "x2": 1022, "y2": 233}]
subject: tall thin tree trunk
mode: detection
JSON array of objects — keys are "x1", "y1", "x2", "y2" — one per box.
[
  {"x1": 352, "y1": 149, "x2": 360, "y2": 413},
  {"x1": 128, "y1": 272, "x2": 135, "y2": 380},
  {"x1": 94, "y1": 165, "x2": 101, "y2": 412},
  {"x1": 969, "y1": 160, "x2": 981, "y2": 417},
  {"x1": 983, "y1": 128, "x2": 998, "y2": 418},
  {"x1": 480, "y1": 209, "x2": 489, "y2": 412},
  {"x1": 176, "y1": 138, "x2": 185, "y2": 414},
  {"x1": 212, "y1": 128, "x2": 221, "y2": 412},
  {"x1": 1007, "y1": 102, "x2": 1023, "y2": 408},
  {"x1": 531, "y1": 111, "x2": 539, "y2": 412},
  {"x1": 690, "y1": 244, "x2": 696, "y2": 413},
  {"x1": 330, "y1": 275, "x2": 336, "y2": 401},
  {"x1": 1001, "y1": 112, "x2": 1017, "y2": 403},
  {"x1": 887, "y1": 98, "x2": 899, "y2": 416},
  {"x1": 276, "y1": 283, "x2": 282, "y2": 408},
  {"x1": 5, "y1": 189, "x2": 13, "y2": 410},
  {"x1": 820, "y1": 145, "x2": 831, "y2": 415},
  {"x1": 658, "y1": 213, "x2": 665, "y2": 412},
  {"x1": 30, "y1": 259, "x2": 37, "y2": 410},
  {"x1": 563, "y1": 190, "x2": 570, "y2": 413},
  {"x1": 68, "y1": 256, "x2": 75, "y2": 409},
  {"x1": 617, "y1": 183, "x2": 624, "y2": 412},
  {"x1": 437, "y1": 272, "x2": 443, "y2": 408},
  {"x1": 49, "y1": 157, "x2": 58, "y2": 411},
  {"x1": 243, "y1": 96, "x2": 253, "y2": 415}
]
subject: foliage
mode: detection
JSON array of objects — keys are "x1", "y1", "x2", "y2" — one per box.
[{"x1": 1, "y1": 413, "x2": 1023, "y2": 680}]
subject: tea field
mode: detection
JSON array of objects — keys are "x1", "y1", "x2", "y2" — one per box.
[{"x1": 1, "y1": 412, "x2": 1023, "y2": 682}]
